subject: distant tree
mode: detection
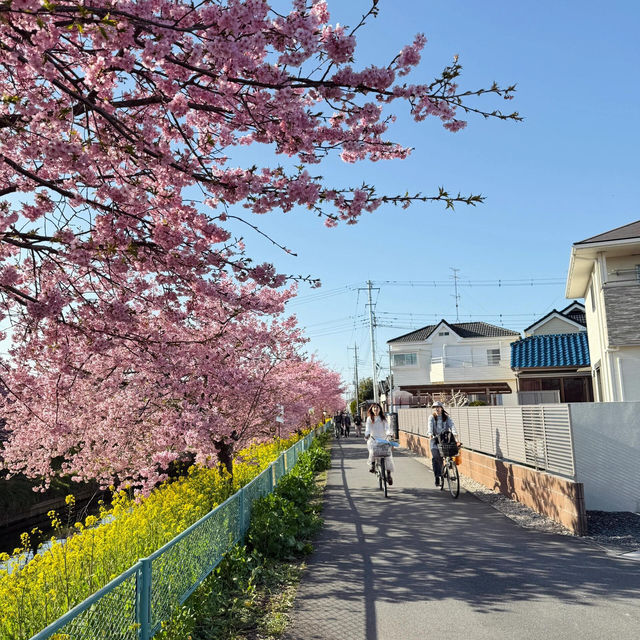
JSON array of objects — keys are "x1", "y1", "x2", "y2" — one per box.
[{"x1": 358, "y1": 378, "x2": 374, "y2": 403}]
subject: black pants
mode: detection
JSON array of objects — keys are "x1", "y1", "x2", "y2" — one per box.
[{"x1": 431, "y1": 446, "x2": 443, "y2": 478}]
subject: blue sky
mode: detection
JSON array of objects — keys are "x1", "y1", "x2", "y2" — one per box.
[
  {"x1": 222, "y1": 0, "x2": 640, "y2": 395},
  {"x1": 219, "y1": 0, "x2": 640, "y2": 395}
]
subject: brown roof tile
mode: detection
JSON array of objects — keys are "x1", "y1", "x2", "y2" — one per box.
[
  {"x1": 576, "y1": 220, "x2": 640, "y2": 245},
  {"x1": 388, "y1": 320, "x2": 520, "y2": 343}
]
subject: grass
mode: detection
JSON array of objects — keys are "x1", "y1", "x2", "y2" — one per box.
[{"x1": 228, "y1": 557, "x2": 305, "y2": 640}]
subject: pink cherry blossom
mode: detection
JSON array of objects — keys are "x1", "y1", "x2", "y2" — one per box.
[{"x1": 0, "y1": 0, "x2": 518, "y2": 489}]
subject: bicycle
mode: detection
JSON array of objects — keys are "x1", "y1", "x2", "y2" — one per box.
[
  {"x1": 370, "y1": 437, "x2": 396, "y2": 498},
  {"x1": 436, "y1": 434, "x2": 461, "y2": 499}
]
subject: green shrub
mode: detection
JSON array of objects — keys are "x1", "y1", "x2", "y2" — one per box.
[
  {"x1": 246, "y1": 493, "x2": 321, "y2": 559},
  {"x1": 295, "y1": 443, "x2": 331, "y2": 475},
  {"x1": 274, "y1": 473, "x2": 315, "y2": 511},
  {"x1": 159, "y1": 432, "x2": 330, "y2": 639}
]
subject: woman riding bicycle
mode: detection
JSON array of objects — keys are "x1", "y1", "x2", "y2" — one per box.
[
  {"x1": 427, "y1": 401, "x2": 459, "y2": 487},
  {"x1": 364, "y1": 403, "x2": 395, "y2": 485}
]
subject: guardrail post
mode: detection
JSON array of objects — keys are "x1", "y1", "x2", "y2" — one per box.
[
  {"x1": 137, "y1": 558, "x2": 152, "y2": 640},
  {"x1": 268, "y1": 463, "x2": 274, "y2": 493},
  {"x1": 239, "y1": 488, "x2": 246, "y2": 537}
]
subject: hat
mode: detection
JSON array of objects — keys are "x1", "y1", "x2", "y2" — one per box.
[{"x1": 432, "y1": 401, "x2": 445, "y2": 408}]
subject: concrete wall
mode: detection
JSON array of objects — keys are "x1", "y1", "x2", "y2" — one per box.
[
  {"x1": 569, "y1": 402, "x2": 640, "y2": 512},
  {"x1": 399, "y1": 430, "x2": 587, "y2": 535}
]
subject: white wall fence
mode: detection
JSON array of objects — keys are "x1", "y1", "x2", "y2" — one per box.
[
  {"x1": 568, "y1": 402, "x2": 640, "y2": 512},
  {"x1": 398, "y1": 402, "x2": 640, "y2": 512}
]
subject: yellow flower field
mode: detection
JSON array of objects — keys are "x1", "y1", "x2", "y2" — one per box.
[{"x1": 0, "y1": 432, "x2": 308, "y2": 640}]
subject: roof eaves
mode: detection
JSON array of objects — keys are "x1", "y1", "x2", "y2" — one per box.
[
  {"x1": 523, "y1": 309, "x2": 559, "y2": 333},
  {"x1": 387, "y1": 323, "x2": 435, "y2": 344},
  {"x1": 559, "y1": 301, "x2": 585, "y2": 315}
]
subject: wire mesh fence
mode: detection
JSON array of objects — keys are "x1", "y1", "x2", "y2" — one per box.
[{"x1": 29, "y1": 425, "x2": 328, "y2": 640}]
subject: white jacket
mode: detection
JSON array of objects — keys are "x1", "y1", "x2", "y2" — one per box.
[
  {"x1": 364, "y1": 416, "x2": 395, "y2": 471},
  {"x1": 365, "y1": 416, "x2": 393, "y2": 440}
]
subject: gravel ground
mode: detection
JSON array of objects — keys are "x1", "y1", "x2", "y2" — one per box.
[{"x1": 460, "y1": 475, "x2": 640, "y2": 556}]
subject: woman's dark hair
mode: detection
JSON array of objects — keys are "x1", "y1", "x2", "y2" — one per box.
[
  {"x1": 367, "y1": 403, "x2": 386, "y2": 423},
  {"x1": 432, "y1": 407, "x2": 449, "y2": 422}
]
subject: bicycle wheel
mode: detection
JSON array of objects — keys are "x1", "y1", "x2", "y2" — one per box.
[
  {"x1": 380, "y1": 457, "x2": 388, "y2": 498},
  {"x1": 445, "y1": 459, "x2": 460, "y2": 499}
]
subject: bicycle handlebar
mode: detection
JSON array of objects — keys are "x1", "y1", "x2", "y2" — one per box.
[{"x1": 374, "y1": 437, "x2": 399, "y2": 447}]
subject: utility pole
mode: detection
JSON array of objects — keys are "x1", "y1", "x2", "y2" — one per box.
[
  {"x1": 348, "y1": 344, "x2": 360, "y2": 412},
  {"x1": 388, "y1": 343, "x2": 394, "y2": 411},
  {"x1": 366, "y1": 280, "x2": 379, "y2": 403},
  {"x1": 450, "y1": 267, "x2": 460, "y2": 322}
]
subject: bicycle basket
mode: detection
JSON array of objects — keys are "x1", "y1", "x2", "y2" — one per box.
[
  {"x1": 371, "y1": 442, "x2": 391, "y2": 457},
  {"x1": 438, "y1": 441, "x2": 459, "y2": 458}
]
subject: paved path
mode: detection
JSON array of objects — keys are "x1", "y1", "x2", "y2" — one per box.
[{"x1": 284, "y1": 438, "x2": 640, "y2": 640}]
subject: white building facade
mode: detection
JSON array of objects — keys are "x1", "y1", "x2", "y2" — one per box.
[
  {"x1": 566, "y1": 220, "x2": 640, "y2": 401},
  {"x1": 388, "y1": 320, "x2": 520, "y2": 404}
]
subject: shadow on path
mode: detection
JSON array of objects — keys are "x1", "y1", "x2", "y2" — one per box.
[{"x1": 285, "y1": 438, "x2": 640, "y2": 640}]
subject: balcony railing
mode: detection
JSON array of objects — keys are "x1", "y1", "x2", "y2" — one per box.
[
  {"x1": 429, "y1": 355, "x2": 507, "y2": 383},
  {"x1": 431, "y1": 355, "x2": 502, "y2": 368}
]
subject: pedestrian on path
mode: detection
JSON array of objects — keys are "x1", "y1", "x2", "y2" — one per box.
[
  {"x1": 343, "y1": 412, "x2": 351, "y2": 437},
  {"x1": 364, "y1": 403, "x2": 394, "y2": 484},
  {"x1": 353, "y1": 412, "x2": 362, "y2": 437},
  {"x1": 427, "y1": 401, "x2": 458, "y2": 486}
]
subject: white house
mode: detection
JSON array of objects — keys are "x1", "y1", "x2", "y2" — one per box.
[
  {"x1": 566, "y1": 219, "x2": 640, "y2": 401},
  {"x1": 388, "y1": 320, "x2": 521, "y2": 404}
]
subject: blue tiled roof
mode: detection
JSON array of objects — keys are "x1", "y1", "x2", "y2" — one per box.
[{"x1": 511, "y1": 332, "x2": 590, "y2": 369}]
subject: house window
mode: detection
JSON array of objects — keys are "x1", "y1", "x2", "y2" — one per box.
[
  {"x1": 392, "y1": 353, "x2": 417, "y2": 367},
  {"x1": 487, "y1": 348, "x2": 501, "y2": 366},
  {"x1": 594, "y1": 363, "x2": 603, "y2": 402},
  {"x1": 438, "y1": 331, "x2": 450, "y2": 336}
]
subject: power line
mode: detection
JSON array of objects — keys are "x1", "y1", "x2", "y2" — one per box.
[
  {"x1": 376, "y1": 311, "x2": 545, "y2": 319},
  {"x1": 305, "y1": 321, "x2": 368, "y2": 338},
  {"x1": 373, "y1": 278, "x2": 565, "y2": 288},
  {"x1": 285, "y1": 284, "x2": 357, "y2": 306}
]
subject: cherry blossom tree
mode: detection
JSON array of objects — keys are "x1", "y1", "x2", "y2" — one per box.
[
  {"x1": 0, "y1": 0, "x2": 518, "y2": 487},
  {"x1": 1, "y1": 280, "x2": 343, "y2": 489},
  {"x1": 0, "y1": 0, "x2": 518, "y2": 326}
]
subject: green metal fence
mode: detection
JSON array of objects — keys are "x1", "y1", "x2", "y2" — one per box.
[{"x1": 29, "y1": 426, "x2": 328, "y2": 640}]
